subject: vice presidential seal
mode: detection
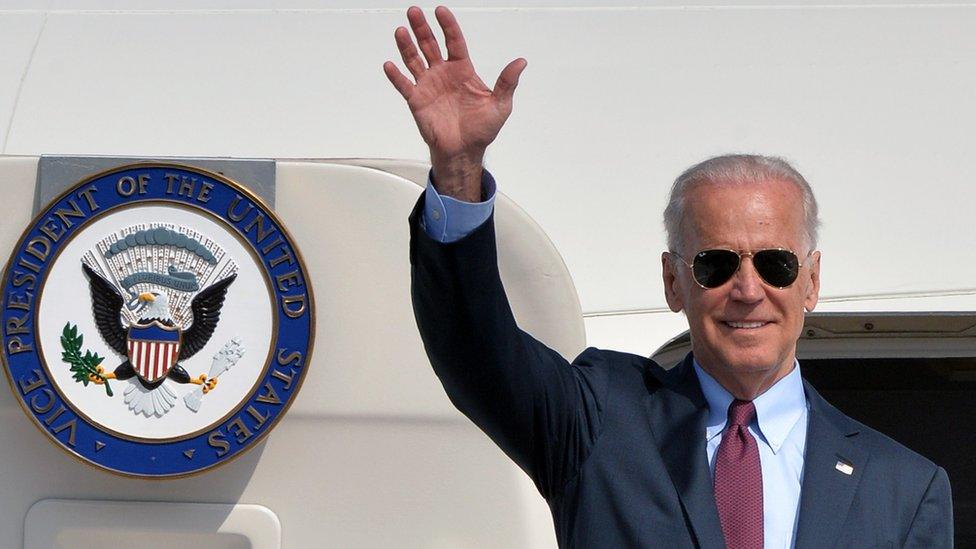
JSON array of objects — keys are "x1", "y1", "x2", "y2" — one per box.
[{"x1": 1, "y1": 163, "x2": 314, "y2": 477}]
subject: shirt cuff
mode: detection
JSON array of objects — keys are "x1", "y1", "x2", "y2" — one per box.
[{"x1": 422, "y1": 168, "x2": 497, "y2": 243}]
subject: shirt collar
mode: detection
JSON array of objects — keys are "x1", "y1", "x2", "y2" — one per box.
[{"x1": 693, "y1": 358, "x2": 807, "y2": 454}]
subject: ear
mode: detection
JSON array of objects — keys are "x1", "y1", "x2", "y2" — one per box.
[
  {"x1": 803, "y1": 251, "x2": 821, "y2": 312},
  {"x1": 662, "y1": 252, "x2": 685, "y2": 313}
]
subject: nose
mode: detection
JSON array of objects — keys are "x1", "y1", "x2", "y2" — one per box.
[{"x1": 729, "y1": 256, "x2": 765, "y2": 304}]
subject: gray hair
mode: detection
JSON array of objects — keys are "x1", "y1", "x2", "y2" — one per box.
[{"x1": 663, "y1": 154, "x2": 821, "y2": 253}]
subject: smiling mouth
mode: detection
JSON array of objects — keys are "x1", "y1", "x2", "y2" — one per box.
[{"x1": 723, "y1": 321, "x2": 770, "y2": 329}]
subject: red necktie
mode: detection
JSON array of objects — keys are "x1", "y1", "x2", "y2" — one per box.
[{"x1": 714, "y1": 399, "x2": 763, "y2": 549}]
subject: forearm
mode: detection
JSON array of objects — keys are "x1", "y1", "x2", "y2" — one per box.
[
  {"x1": 409, "y1": 194, "x2": 533, "y2": 440},
  {"x1": 409, "y1": 193, "x2": 574, "y2": 486}
]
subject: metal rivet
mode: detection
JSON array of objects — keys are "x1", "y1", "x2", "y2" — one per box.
[
  {"x1": 806, "y1": 329, "x2": 815, "y2": 337},
  {"x1": 864, "y1": 322, "x2": 874, "y2": 330}
]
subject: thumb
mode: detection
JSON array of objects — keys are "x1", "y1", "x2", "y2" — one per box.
[{"x1": 493, "y1": 58, "x2": 527, "y2": 101}]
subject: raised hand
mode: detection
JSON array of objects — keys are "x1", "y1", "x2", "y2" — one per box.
[{"x1": 384, "y1": 6, "x2": 527, "y2": 201}]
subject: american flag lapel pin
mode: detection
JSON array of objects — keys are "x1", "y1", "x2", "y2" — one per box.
[{"x1": 835, "y1": 461, "x2": 854, "y2": 475}]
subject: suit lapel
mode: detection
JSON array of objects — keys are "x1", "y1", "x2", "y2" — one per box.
[
  {"x1": 793, "y1": 380, "x2": 868, "y2": 549},
  {"x1": 644, "y1": 356, "x2": 725, "y2": 549}
]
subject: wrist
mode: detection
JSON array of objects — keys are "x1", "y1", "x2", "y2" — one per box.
[{"x1": 430, "y1": 151, "x2": 485, "y2": 202}]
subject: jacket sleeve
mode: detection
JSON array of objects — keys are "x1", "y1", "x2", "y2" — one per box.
[
  {"x1": 408, "y1": 193, "x2": 609, "y2": 500},
  {"x1": 904, "y1": 466, "x2": 953, "y2": 547}
]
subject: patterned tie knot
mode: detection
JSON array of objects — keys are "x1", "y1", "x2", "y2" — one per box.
[{"x1": 728, "y1": 399, "x2": 756, "y2": 427}]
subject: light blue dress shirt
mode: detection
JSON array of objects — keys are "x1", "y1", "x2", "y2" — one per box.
[
  {"x1": 694, "y1": 360, "x2": 809, "y2": 549},
  {"x1": 421, "y1": 169, "x2": 496, "y2": 242},
  {"x1": 424, "y1": 169, "x2": 811, "y2": 547}
]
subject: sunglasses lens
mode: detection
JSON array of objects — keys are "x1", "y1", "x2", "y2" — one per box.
[
  {"x1": 753, "y1": 249, "x2": 800, "y2": 288},
  {"x1": 692, "y1": 250, "x2": 740, "y2": 288}
]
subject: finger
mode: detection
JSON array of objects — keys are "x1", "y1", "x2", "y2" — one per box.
[
  {"x1": 383, "y1": 61, "x2": 414, "y2": 100},
  {"x1": 407, "y1": 6, "x2": 444, "y2": 67},
  {"x1": 434, "y1": 5, "x2": 469, "y2": 61},
  {"x1": 395, "y1": 26, "x2": 427, "y2": 79},
  {"x1": 493, "y1": 58, "x2": 527, "y2": 100}
]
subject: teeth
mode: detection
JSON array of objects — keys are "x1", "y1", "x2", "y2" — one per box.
[{"x1": 726, "y1": 321, "x2": 766, "y2": 329}]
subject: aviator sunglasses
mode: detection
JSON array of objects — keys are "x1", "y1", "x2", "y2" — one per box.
[{"x1": 670, "y1": 248, "x2": 812, "y2": 289}]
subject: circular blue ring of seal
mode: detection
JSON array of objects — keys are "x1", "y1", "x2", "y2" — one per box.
[{"x1": 0, "y1": 163, "x2": 315, "y2": 478}]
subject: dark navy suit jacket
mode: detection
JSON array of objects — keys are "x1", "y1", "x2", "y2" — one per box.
[{"x1": 408, "y1": 196, "x2": 952, "y2": 547}]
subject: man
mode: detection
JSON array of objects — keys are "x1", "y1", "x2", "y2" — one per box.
[{"x1": 386, "y1": 6, "x2": 952, "y2": 547}]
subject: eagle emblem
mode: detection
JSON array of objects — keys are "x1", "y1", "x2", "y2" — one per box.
[
  {"x1": 3, "y1": 162, "x2": 313, "y2": 477},
  {"x1": 70, "y1": 224, "x2": 243, "y2": 417}
]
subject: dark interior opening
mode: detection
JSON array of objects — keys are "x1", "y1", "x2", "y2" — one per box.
[{"x1": 802, "y1": 357, "x2": 975, "y2": 545}]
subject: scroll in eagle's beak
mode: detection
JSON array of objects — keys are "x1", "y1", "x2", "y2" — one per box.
[{"x1": 138, "y1": 292, "x2": 155, "y2": 302}]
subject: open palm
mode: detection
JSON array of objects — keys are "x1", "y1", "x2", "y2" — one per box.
[{"x1": 384, "y1": 6, "x2": 527, "y2": 162}]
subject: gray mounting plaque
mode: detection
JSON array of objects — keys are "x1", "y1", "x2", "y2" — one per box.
[{"x1": 34, "y1": 156, "x2": 275, "y2": 215}]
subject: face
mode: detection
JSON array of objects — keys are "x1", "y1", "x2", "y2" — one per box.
[{"x1": 662, "y1": 179, "x2": 821, "y2": 395}]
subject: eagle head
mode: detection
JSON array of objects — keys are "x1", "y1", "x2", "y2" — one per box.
[{"x1": 134, "y1": 290, "x2": 173, "y2": 323}]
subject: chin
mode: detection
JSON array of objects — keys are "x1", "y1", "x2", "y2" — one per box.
[
  {"x1": 702, "y1": 339, "x2": 786, "y2": 375},
  {"x1": 719, "y1": 352, "x2": 781, "y2": 374}
]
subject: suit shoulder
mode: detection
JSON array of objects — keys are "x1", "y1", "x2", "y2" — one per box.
[
  {"x1": 858, "y1": 419, "x2": 940, "y2": 474},
  {"x1": 571, "y1": 347, "x2": 671, "y2": 396},
  {"x1": 573, "y1": 347, "x2": 659, "y2": 377}
]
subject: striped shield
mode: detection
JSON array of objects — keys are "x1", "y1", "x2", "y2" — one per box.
[{"x1": 127, "y1": 321, "x2": 182, "y2": 383}]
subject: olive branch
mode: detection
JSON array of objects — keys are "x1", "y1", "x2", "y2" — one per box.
[{"x1": 60, "y1": 323, "x2": 113, "y2": 397}]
